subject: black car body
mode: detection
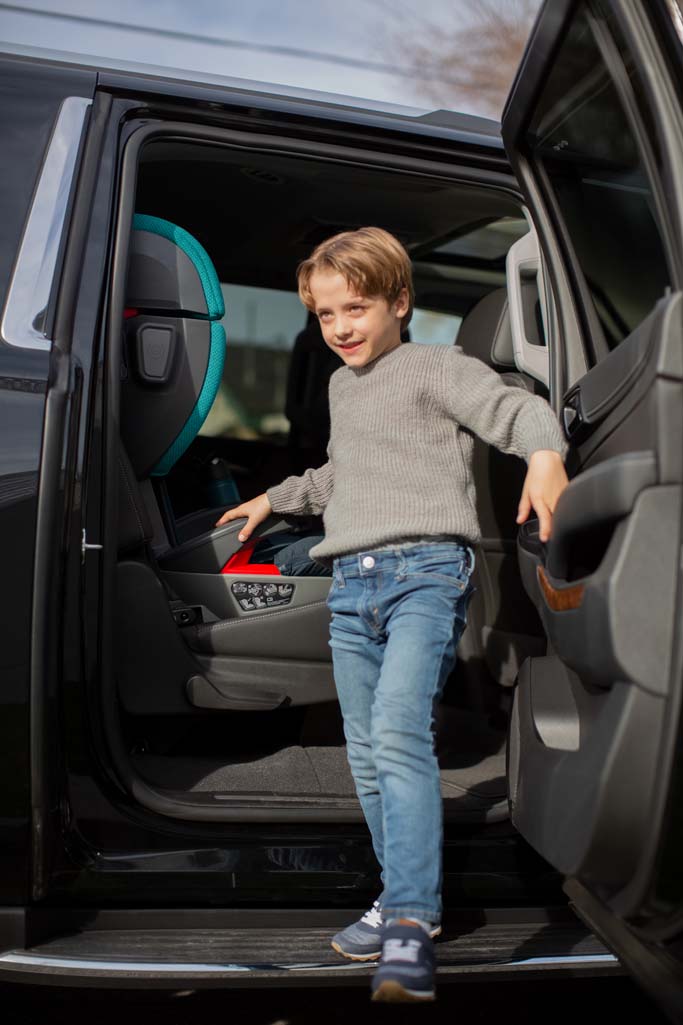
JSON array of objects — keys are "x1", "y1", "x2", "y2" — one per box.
[{"x1": 1, "y1": 0, "x2": 682, "y2": 1017}]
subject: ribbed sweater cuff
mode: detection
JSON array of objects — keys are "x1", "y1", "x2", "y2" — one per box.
[
  {"x1": 266, "y1": 480, "x2": 303, "y2": 516},
  {"x1": 523, "y1": 431, "x2": 569, "y2": 462}
]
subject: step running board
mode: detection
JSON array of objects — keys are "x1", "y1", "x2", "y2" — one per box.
[{"x1": 0, "y1": 908, "x2": 621, "y2": 987}]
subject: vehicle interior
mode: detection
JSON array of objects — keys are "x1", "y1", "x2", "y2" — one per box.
[{"x1": 109, "y1": 137, "x2": 551, "y2": 823}]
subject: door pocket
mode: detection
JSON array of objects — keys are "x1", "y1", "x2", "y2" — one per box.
[{"x1": 518, "y1": 486, "x2": 680, "y2": 696}]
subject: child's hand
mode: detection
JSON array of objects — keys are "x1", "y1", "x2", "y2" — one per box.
[
  {"x1": 215, "y1": 492, "x2": 272, "y2": 542},
  {"x1": 516, "y1": 450, "x2": 568, "y2": 543}
]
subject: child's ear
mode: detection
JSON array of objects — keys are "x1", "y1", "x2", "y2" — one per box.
[{"x1": 394, "y1": 287, "x2": 410, "y2": 319}]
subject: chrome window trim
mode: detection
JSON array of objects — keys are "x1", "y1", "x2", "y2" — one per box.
[
  {"x1": 666, "y1": 0, "x2": 683, "y2": 47},
  {"x1": 1, "y1": 95, "x2": 91, "y2": 351}
]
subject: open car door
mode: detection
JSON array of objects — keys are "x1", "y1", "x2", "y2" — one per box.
[{"x1": 502, "y1": 1, "x2": 683, "y2": 1019}]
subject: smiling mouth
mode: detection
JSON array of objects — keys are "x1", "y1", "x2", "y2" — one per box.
[{"x1": 339, "y1": 340, "x2": 364, "y2": 350}]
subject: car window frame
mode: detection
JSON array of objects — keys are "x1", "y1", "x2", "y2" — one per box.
[{"x1": 516, "y1": 0, "x2": 681, "y2": 368}]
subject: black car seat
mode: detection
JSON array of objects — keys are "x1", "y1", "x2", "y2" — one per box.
[
  {"x1": 117, "y1": 215, "x2": 336, "y2": 716},
  {"x1": 285, "y1": 312, "x2": 343, "y2": 473},
  {"x1": 454, "y1": 287, "x2": 546, "y2": 688}
]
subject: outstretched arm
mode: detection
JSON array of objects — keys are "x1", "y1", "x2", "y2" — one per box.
[
  {"x1": 441, "y1": 348, "x2": 568, "y2": 462},
  {"x1": 441, "y1": 348, "x2": 569, "y2": 539}
]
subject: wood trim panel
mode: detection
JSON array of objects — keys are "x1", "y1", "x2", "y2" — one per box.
[{"x1": 537, "y1": 565, "x2": 585, "y2": 612}]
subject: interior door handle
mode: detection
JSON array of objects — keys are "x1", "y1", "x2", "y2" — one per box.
[{"x1": 547, "y1": 451, "x2": 656, "y2": 579}]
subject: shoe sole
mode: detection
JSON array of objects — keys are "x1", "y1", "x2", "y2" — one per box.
[
  {"x1": 330, "y1": 941, "x2": 381, "y2": 962},
  {"x1": 331, "y1": 925, "x2": 441, "y2": 962},
  {"x1": 371, "y1": 979, "x2": 435, "y2": 1003}
]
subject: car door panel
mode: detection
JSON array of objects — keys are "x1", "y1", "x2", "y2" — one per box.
[
  {"x1": 503, "y1": 0, "x2": 683, "y2": 1012},
  {"x1": 509, "y1": 654, "x2": 665, "y2": 895},
  {"x1": 511, "y1": 292, "x2": 682, "y2": 877}
]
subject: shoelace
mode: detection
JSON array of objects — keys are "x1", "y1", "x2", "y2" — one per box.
[{"x1": 360, "y1": 900, "x2": 383, "y2": 929}]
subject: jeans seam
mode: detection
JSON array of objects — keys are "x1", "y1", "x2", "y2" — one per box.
[
  {"x1": 331, "y1": 564, "x2": 344, "y2": 588},
  {"x1": 382, "y1": 907, "x2": 441, "y2": 923}
]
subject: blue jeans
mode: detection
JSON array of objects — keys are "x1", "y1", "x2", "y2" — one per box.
[
  {"x1": 326, "y1": 541, "x2": 475, "y2": 925},
  {"x1": 251, "y1": 532, "x2": 331, "y2": 577}
]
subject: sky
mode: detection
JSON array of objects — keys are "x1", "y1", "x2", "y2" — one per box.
[{"x1": 0, "y1": 0, "x2": 540, "y2": 116}]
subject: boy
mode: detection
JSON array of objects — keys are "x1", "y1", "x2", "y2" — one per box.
[{"x1": 216, "y1": 227, "x2": 568, "y2": 1002}]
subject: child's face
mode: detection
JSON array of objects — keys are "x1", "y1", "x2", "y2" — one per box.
[{"x1": 309, "y1": 269, "x2": 409, "y2": 368}]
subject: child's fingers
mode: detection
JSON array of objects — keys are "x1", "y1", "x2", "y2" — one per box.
[
  {"x1": 215, "y1": 510, "x2": 236, "y2": 527},
  {"x1": 237, "y1": 517, "x2": 256, "y2": 542},
  {"x1": 215, "y1": 510, "x2": 234, "y2": 527},
  {"x1": 516, "y1": 488, "x2": 531, "y2": 525},
  {"x1": 535, "y1": 500, "x2": 552, "y2": 542},
  {"x1": 216, "y1": 494, "x2": 270, "y2": 538},
  {"x1": 215, "y1": 506, "x2": 248, "y2": 528}
]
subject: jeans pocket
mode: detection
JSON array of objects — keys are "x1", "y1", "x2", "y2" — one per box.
[{"x1": 402, "y1": 552, "x2": 472, "y2": 592}]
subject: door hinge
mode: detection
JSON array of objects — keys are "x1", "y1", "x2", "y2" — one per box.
[{"x1": 81, "y1": 528, "x2": 103, "y2": 563}]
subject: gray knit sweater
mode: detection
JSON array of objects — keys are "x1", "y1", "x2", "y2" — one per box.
[{"x1": 266, "y1": 342, "x2": 567, "y2": 566}]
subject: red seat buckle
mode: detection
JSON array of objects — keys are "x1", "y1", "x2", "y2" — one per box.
[{"x1": 221, "y1": 538, "x2": 281, "y2": 575}]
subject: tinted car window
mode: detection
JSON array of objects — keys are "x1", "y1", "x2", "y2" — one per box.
[{"x1": 527, "y1": 1, "x2": 671, "y2": 355}]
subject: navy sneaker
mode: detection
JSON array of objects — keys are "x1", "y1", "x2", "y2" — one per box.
[
  {"x1": 330, "y1": 899, "x2": 384, "y2": 961},
  {"x1": 331, "y1": 902, "x2": 441, "y2": 962},
  {"x1": 371, "y1": 921, "x2": 437, "y2": 1002}
]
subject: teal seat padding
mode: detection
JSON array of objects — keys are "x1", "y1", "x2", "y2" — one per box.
[
  {"x1": 132, "y1": 214, "x2": 225, "y2": 319},
  {"x1": 131, "y1": 214, "x2": 226, "y2": 476},
  {"x1": 151, "y1": 321, "x2": 226, "y2": 477}
]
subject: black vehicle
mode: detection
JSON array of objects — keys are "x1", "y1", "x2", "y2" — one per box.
[{"x1": 1, "y1": 0, "x2": 682, "y2": 1018}]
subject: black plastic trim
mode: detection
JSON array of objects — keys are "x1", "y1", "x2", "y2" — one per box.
[{"x1": 566, "y1": 878, "x2": 683, "y2": 1020}]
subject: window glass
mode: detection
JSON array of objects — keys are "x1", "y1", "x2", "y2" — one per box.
[
  {"x1": 200, "y1": 284, "x2": 305, "y2": 441},
  {"x1": 433, "y1": 217, "x2": 529, "y2": 263},
  {"x1": 526, "y1": 1, "x2": 670, "y2": 354},
  {"x1": 411, "y1": 307, "x2": 462, "y2": 346},
  {"x1": 200, "y1": 285, "x2": 462, "y2": 440}
]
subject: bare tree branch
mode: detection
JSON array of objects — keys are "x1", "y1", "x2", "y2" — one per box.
[{"x1": 373, "y1": 0, "x2": 540, "y2": 118}]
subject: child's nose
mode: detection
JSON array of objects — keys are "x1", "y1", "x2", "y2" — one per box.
[{"x1": 335, "y1": 317, "x2": 352, "y2": 339}]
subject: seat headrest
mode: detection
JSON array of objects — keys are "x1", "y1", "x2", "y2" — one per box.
[
  {"x1": 127, "y1": 214, "x2": 225, "y2": 320},
  {"x1": 455, "y1": 288, "x2": 515, "y2": 368},
  {"x1": 120, "y1": 215, "x2": 226, "y2": 480}
]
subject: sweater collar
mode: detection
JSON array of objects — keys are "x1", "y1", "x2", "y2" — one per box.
[{"x1": 350, "y1": 341, "x2": 410, "y2": 377}]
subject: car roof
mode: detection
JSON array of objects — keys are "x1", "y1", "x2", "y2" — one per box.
[{"x1": 0, "y1": 41, "x2": 505, "y2": 149}]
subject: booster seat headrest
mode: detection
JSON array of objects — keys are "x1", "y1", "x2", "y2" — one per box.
[{"x1": 120, "y1": 215, "x2": 226, "y2": 479}]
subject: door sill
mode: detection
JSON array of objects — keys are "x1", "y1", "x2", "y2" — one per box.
[{"x1": 127, "y1": 778, "x2": 509, "y2": 824}]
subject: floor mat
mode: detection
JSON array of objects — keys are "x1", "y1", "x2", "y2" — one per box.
[{"x1": 134, "y1": 746, "x2": 319, "y2": 795}]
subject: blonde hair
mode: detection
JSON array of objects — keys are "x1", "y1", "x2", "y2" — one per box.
[{"x1": 297, "y1": 227, "x2": 414, "y2": 329}]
